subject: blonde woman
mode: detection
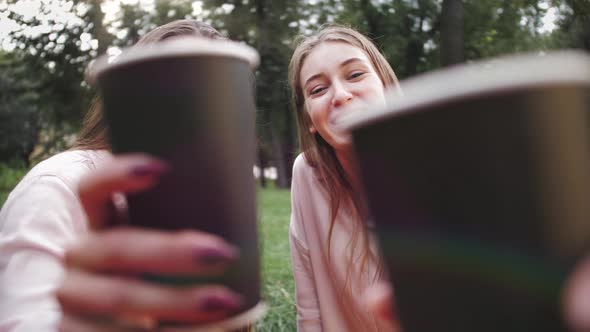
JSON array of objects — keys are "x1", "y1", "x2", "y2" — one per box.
[
  {"x1": 288, "y1": 25, "x2": 590, "y2": 332},
  {"x1": 0, "y1": 20, "x2": 243, "y2": 332},
  {"x1": 288, "y1": 25, "x2": 401, "y2": 331}
]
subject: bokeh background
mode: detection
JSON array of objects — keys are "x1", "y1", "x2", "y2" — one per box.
[
  {"x1": 0, "y1": 0, "x2": 588, "y2": 186},
  {"x1": 0, "y1": 1, "x2": 588, "y2": 330}
]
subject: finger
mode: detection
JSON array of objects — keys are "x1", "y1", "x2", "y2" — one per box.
[
  {"x1": 59, "y1": 313, "x2": 153, "y2": 332},
  {"x1": 563, "y1": 257, "x2": 590, "y2": 332},
  {"x1": 65, "y1": 228, "x2": 238, "y2": 275},
  {"x1": 364, "y1": 282, "x2": 395, "y2": 322},
  {"x1": 57, "y1": 269, "x2": 243, "y2": 324},
  {"x1": 78, "y1": 154, "x2": 168, "y2": 229}
]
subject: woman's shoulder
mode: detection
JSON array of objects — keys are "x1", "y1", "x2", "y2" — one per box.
[
  {"x1": 17, "y1": 149, "x2": 111, "y2": 193},
  {"x1": 292, "y1": 152, "x2": 315, "y2": 182},
  {"x1": 290, "y1": 152, "x2": 329, "y2": 206},
  {"x1": 293, "y1": 152, "x2": 308, "y2": 170}
]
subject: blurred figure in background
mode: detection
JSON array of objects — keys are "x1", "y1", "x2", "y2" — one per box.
[{"x1": 0, "y1": 20, "x2": 245, "y2": 332}]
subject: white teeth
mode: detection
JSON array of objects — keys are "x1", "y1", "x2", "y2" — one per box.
[{"x1": 331, "y1": 109, "x2": 356, "y2": 124}]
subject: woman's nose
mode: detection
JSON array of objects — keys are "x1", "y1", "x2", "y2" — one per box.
[{"x1": 331, "y1": 81, "x2": 353, "y2": 107}]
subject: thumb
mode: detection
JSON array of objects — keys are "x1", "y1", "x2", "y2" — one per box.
[
  {"x1": 564, "y1": 256, "x2": 590, "y2": 332},
  {"x1": 365, "y1": 282, "x2": 395, "y2": 322}
]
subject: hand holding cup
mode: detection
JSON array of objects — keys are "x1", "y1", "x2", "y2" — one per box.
[{"x1": 56, "y1": 155, "x2": 244, "y2": 331}]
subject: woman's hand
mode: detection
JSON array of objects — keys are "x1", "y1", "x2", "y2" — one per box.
[
  {"x1": 364, "y1": 282, "x2": 402, "y2": 332},
  {"x1": 564, "y1": 256, "x2": 590, "y2": 332},
  {"x1": 364, "y1": 282, "x2": 395, "y2": 323},
  {"x1": 57, "y1": 154, "x2": 243, "y2": 331}
]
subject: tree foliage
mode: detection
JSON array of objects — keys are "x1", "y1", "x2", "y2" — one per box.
[
  {"x1": 0, "y1": 52, "x2": 40, "y2": 165},
  {"x1": 549, "y1": 0, "x2": 590, "y2": 50},
  {"x1": 1, "y1": 0, "x2": 115, "y2": 162},
  {"x1": 202, "y1": 0, "x2": 305, "y2": 188},
  {"x1": 1, "y1": 0, "x2": 585, "y2": 187}
]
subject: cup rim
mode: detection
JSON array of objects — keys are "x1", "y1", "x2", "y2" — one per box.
[
  {"x1": 86, "y1": 36, "x2": 260, "y2": 84},
  {"x1": 158, "y1": 301, "x2": 267, "y2": 332},
  {"x1": 339, "y1": 50, "x2": 590, "y2": 132}
]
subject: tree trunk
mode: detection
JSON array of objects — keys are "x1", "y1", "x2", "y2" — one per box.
[
  {"x1": 252, "y1": 0, "x2": 296, "y2": 188},
  {"x1": 440, "y1": 0, "x2": 465, "y2": 66},
  {"x1": 360, "y1": 0, "x2": 378, "y2": 37},
  {"x1": 405, "y1": 38, "x2": 423, "y2": 76},
  {"x1": 271, "y1": 125, "x2": 289, "y2": 188},
  {"x1": 88, "y1": 0, "x2": 115, "y2": 55},
  {"x1": 281, "y1": 109, "x2": 296, "y2": 188},
  {"x1": 257, "y1": 145, "x2": 267, "y2": 188}
]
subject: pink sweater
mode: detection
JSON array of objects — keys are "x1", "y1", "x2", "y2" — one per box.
[
  {"x1": 289, "y1": 154, "x2": 396, "y2": 332},
  {"x1": 0, "y1": 150, "x2": 110, "y2": 331}
]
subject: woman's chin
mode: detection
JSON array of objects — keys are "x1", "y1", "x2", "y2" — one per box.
[{"x1": 331, "y1": 134, "x2": 353, "y2": 152}]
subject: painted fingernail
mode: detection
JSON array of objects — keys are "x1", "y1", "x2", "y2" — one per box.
[
  {"x1": 200, "y1": 293, "x2": 243, "y2": 312},
  {"x1": 131, "y1": 161, "x2": 169, "y2": 178},
  {"x1": 195, "y1": 246, "x2": 238, "y2": 265}
]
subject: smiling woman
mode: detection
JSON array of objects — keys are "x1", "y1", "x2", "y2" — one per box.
[
  {"x1": 300, "y1": 42, "x2": 388, "y2": 151},
  {"x1": 287, "y1": 25, "x2": 401, "y2": 332}
]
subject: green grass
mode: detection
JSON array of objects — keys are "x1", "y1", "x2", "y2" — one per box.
[
  {"x1": 0, "y1": 164, "x2": 296, "y2": 330},
  {"x1": 256, "y1": 185, "x2": 296, "y2": 331},
  {"x1": 0, "y1": 162, "x2": 27, "y2": 206}
]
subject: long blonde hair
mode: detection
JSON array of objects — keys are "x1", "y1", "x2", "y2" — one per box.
[{"x1": 288, "y1": 23, "x2": 399, "y2": 303}]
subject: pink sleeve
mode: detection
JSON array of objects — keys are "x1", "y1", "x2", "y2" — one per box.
[
  {"x1": 289, "y1": 164, "x2": 322, "y2": 332},
  {"x1": 0, "y1": 175, "x2": 86, "y2": 332}
]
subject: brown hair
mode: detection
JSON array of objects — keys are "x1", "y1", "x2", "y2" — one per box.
[
  {"x1": 288, "y1": 24, "x2": 399, "y2": 323},
  {"x1": 73, "y1": 20, "x2": 226, "y2": 150}
]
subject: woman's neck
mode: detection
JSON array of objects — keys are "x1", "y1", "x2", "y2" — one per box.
[
  {"x1": 335, "y1": 147, "x2": 361, "y2": 192},
  {"x1": 335, "y1": 147, "x2": 370, "y2": 221}
]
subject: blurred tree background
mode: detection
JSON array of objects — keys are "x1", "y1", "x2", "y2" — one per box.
[{"x1": 0, "y1": 0, "x2": 588, "y2": 186}]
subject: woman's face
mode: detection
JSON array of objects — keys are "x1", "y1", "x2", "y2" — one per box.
[{"x1": 300, "y1": 41, "x2": 386, "y2": 152}]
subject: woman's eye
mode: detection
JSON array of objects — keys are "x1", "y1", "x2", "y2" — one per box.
[
  {"x1": 310, "y1": 86, "x2": 327, "y2": 95},
  {"x1": 349, "y1": 71, "x2": 365, "y2": 79}
]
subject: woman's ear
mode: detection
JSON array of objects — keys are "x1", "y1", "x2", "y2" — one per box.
[{"x1": 309, "y1": 126, "x2": 317, "y2": 134}]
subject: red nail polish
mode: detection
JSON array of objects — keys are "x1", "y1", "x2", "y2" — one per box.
[
  {"x1": 131, "y1": 162, "x2": 169, "y2": 178},
  {"x1": 199, "y1": 294, "x2": 243, "y2": 312},
  {"x1": 195, "y1": 246, "x2": 238, "y2": 265}
]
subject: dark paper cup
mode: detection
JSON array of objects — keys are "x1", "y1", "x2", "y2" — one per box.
[
  {"x1": 343, "y1": 51, "x2": 590, "y2": 332},
  {"x1": 88, "y1": 37, "x2": 265, "y2": 330}
]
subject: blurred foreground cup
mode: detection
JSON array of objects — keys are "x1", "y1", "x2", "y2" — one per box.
[
  {"x1": 343, "y1": 51, "x2": 590, "y2": 332},
  {"x1": 88, "y1": 37, "x2": 265, "y2": 331}
]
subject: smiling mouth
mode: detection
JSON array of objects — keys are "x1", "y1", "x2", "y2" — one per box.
[
  {"x1": 330, "y1": 106, "x2": 366, "y2": 126},
  {"x1": 329, "y1": 113, "x2": 358, "y2": 135}
]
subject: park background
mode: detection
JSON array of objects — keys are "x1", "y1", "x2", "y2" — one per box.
[{"x1": 0, "y1": 0, "x2": 588, "y2": 330}]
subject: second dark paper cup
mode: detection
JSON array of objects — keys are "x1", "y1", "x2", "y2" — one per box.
[{"x1": 343, "y1": 51, "x2": 590, "y2": 332}]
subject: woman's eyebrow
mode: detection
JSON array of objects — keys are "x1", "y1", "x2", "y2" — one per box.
[
  {"x1": 304, "y1": 73, "x2": 323, "y2": 89},
  {"x1": 339, "y1": 57, "x2": 364, "y2": 67}
]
